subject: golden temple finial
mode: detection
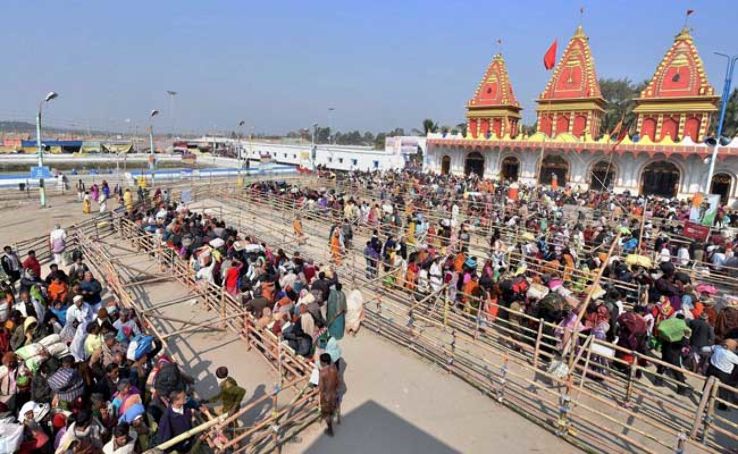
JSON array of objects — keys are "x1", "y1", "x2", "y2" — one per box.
[
  {"x1": 676, "y1": 27, "x2": 692, "y2": 41},
  {"x1": 574, "y1": 25, "x2": 586, "y2": 38}
]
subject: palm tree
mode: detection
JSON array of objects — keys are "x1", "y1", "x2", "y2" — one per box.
[
  {"x1": 456, "y1": 122, "x2": 468, "y2": 136},
  {"x1": 722, "y1": 88, "x2": 738, "y2": 138},
  {"x1": 422, "y1": 118, "x2": 439, "y2": 135}
]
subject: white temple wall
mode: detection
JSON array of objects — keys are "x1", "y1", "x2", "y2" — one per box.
[{"x1": 427, "y1": 144, "x2": 738, "y2": 206}]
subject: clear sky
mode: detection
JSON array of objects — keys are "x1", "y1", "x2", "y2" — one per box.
[{"x1": 1, "y1": 0, "x2": 736, "y2": 135}]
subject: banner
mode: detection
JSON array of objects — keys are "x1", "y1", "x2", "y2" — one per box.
[
  {"x1": 689, "y1": 193, "x2": 720, "y2": 226},
  {"x1": 683, "y1": 221, "x2": 710, "y2": 241}
]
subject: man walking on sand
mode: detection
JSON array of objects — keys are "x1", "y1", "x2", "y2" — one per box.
[
  {"x1": 49, "y1": 224, "x2": 68, "y2": 266},
  {"x1": 319, "y1": 352, "x2": 340, "y2": 437}
]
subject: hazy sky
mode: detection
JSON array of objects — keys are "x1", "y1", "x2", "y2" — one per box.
[{"x1": 1, "y1": 0, "x2": 735, "y2": 135}]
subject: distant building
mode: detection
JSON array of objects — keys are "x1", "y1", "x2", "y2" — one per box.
[{"x1": 177, "y1": 136, "x2": 419, "y2": 172}]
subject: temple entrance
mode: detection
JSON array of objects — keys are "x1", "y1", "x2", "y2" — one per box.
[
  {"x1": 539, "y1": 155, "x2": 569, "y2": 185},
  {"x1": 500, "y1": 156, "x2": 520, "y2": 182},
  {"x1": 464, "y1": 151, "x2": 485, "y2": 178},
  {"x1": 590, "y1": 160, "x2": 616, "y2": 191},
  {"x1": 711, "y1": 173, "x2": 732, "y2": 204},
  {"x1": 441, "y1": 155, "x2": 451, "y2": 175},
  {"x1": 641, "y1": 161, "x2": 680, "y2": 198}
]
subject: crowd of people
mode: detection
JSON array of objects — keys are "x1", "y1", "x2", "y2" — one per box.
[
  {"x1": 127, "y1": 200, "x2": 357, "y2": 438},
  {"x1": 2, "y1": 166, "x2": 737, "y2": 452},
  {"x1": 250, "y1": 170, "x2": 738, "y2": 405},
  {"x1": 0, "y1": 222, "x2": 253, "y2": 452}
]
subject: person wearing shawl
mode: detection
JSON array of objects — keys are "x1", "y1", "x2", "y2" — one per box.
[
  {"x1": 55, "y1": 409, "x2": 106, "y2": 453},
  {"x1": 224, "y1": 259, "x2": 243, "y2": 297},
  {"x1": 111, "y1": 379, "x2": 143, "y2": 419},
  {"x1": 326, "y1": 283, "x2": 347, "y2": 340},
  {"x1": 48, "y1": 356, "x2": 85, "y2": 410},
  {"x1": 404, "y1": 260, "x2": 419, "y2": 292},
  {"x1": 202, "y1": 366, "x2": 246, "y2": 416},
  {"x1": 330, "y1": 229, "x2": 344, "y2": 265},
  {"x1": 69, "y1": 320, "x2": 90, "y2": 363},
  {"x1": 0, "y1": 352, "x2": 22, "y2": 411},
  {"x1": 18, "y1": 400, "x2": 52, "y2": 453}
]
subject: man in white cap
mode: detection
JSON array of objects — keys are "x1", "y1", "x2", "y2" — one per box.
[{"x1": 66, "y1": 295, "x2": 92, "y2": 326}]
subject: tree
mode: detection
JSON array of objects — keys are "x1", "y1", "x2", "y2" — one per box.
[
  {"x1": 599, "y1": 78, "x2": 647, "y2": 136},
  {"x1": 374, "y1": 132, "x2": 386, "y2": 149},
  {"x1": 422, "y1": 118, "x2": 438, "y2": 135},
  {"x1": 315, "y1": 126, "x2": 331, "y2": 144},
  {"x1": 521, "y1": 123, "x2": 537, "y2": 136},
  {"x1": 456, "y1": 122, "x2": 468, "y2": 136},
  {"x1": 337, "y1": 130, "x2": 363, "y2": 145},
  {"x1": 363, "y1": 131, "x2": 375, "y2": 144}
]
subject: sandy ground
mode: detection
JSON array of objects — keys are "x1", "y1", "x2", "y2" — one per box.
[
  {"x1": 283, "y1": 331, "x2": 576, "y2": 454},
  {"x1": 0, "y1": 192, "x2": 91, "y2": 244}
]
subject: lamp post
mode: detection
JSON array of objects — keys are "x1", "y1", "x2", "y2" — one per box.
[
  {"x1": 328, "y1": 107, "x2": 335, "y2": 144},
  {"x1": 36, "y1": 91, "x2": 59, "y2": 208},
  {"x1": 237, "y1": 120, "x2": 245, "y2": 179},
  {"x1": 704, "y1": 52, "x2": 738, "y2": 194},
  {"x1": 166, "y1": 90, "x2": 177, "y2": 137},
  {"x1": 149, "y1": 109, "x2": 160, "y2": 185},
  {"x1": 311, "y1": 122, "x2": 318, "y2": 171}
]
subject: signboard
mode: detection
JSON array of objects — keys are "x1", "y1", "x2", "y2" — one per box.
[
  {"x1": 683, "y1": 221, "x2": 710, "y2": 241},
  {"x1": 689, "y1": 193, "x2": 721, "y2": 226},
  {"x1": 30, "y1": 166, "x2": 51, "y2": 179}
]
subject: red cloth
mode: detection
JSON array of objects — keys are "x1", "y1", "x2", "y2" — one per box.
[
  {"x1": 225, "y1": 264, "x2": 242, "y2": 296},
  {"x1": 543, "y1": 40, "x2": 557, "y2": 70},
  {"x1": 22, "y1": 256, "x2": 40, "y2": 278},
  {"x1": 303, "y1": 264, "x2": 316, "y2": 284}
]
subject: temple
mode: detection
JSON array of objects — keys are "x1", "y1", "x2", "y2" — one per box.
[
  {"x1": 466, "y1": 53, "x2": 521, "y2": 140},
  {"x1": 633, "y1": 28, "x2": 719, "y2": 143},
  {"x1": 536, "y1": 26, "x2": 605, "y2": 139},
  {"x1": 425, "y1": 25, "x2": 738, "y2": 204}
]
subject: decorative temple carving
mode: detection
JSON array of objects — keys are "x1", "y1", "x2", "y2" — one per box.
[
  {"x1": 633, "y1": 28, "x2": 719, "y2": 143},
  {"x1": 535, "y1": 26, "x2": 605, "y2": 138},
  {"x1": 466, "y1": 53, "x2": 522, "y2": 139}
]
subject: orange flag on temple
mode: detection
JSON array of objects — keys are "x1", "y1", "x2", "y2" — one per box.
[
  {"x1": 543, "y1": 40, "x2": 557, "y2": 70},
  {"x1": 609, "y1": 117, "x2": 629, "y2": 151}
]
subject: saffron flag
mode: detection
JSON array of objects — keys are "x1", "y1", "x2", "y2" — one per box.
[
  {"x1": 543, "y1": 40, "x2": 557, "y2": 70},
  {"x1": 610, "y1": 117, "x2": 630, "y2": 151}
]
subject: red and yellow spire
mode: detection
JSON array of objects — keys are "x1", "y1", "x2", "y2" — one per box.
[
  {"x1": 633, "y1": 27, "x2": 718, "y2": 143},
  {"x1": 535, "y1": 25, "x2": 605, "y2": 138},
  {"x1": 466, "y1": 53, "x2": 522, "y2": 139}
]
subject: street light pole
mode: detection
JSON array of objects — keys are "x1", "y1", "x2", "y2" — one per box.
[
  {"x1": 328, "y1": 107, "x2": 335, "y2": 144},
  {"x1": 237, "y1": 120, "x2": 245, "y2": 181},
  {"x1": 149, "y1": 109, "x2": 160, "y2": 186},
  {"x1": 311, "y1": 122, "x2": 318, "y2": 171},
  {"x1": 166, "y1": 90, "x2": 177, "y2": 137},
  {"x1": 36, "y1": 91, "x2": 59, "y2": 208},
  {"x1": 704, "y1": 52, "x2": 738, "y2": 194}
]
